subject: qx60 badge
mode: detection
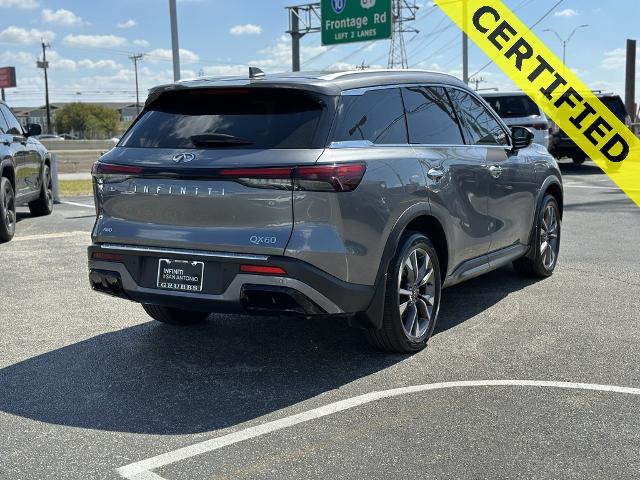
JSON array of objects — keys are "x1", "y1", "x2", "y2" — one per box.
[{"x1": 173, "y1": 152, "x2": 196, "y2": 163}]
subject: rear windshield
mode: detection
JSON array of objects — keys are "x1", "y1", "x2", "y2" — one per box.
[
  {"x1": 120, "y1": 88, "x2": 331, "y2": 149},
  {"x1": 483, "y1": 95, "x2": 541, "y2": 118},
  {"x1": 599, "y1": 96, "x2": 627, "y2": 120}
]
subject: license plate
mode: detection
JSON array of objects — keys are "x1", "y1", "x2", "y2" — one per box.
[{"x1": 157, "y1": 259, "x2": 204, "y2": 292}]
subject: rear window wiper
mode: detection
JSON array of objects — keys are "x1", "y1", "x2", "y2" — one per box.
[{"x1": 190, "y1": 134, "x2": 253, "y2": 147}]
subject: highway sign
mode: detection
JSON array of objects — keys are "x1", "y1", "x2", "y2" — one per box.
[{"x1": 321, "y1": 0, "x2": 392, "y2": 46}]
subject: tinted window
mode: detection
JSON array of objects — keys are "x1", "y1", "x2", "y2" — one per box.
[
  {"x1": 483, "y1": 95, "x2": 541, "y2": 118},
  {"x1": 448, "y1": 89, "x2": 508, "y2": 146},
  {"x1": 599, "y1": 96, "x2": 627, "y2": 121},
  {"x1": 402, "y1": 86, "x2": 463, "y2": 145},
  {"x1": 121, "y1": 88, "x2": 330, "y2": 149},
  {"x1": 333, "y1": 88, "x2": 407, "y2": 144},
  {"x1": 0, "y1": 105, "x2": 23, "y2": 136}
]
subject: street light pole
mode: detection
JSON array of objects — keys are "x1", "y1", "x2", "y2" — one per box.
[
  {"x1": 169, "y1": 0, "x2": 181, "y2": 81},
  {"x1": 543, "y1": 25, "x2": 589, "y2": 77}
]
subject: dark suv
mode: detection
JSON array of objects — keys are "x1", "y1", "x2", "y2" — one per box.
[
  {"x1": 0, "y1": 100, "x2": 53, "y2": 242},
  {"x1": 550, "y1": 92, "x2": 631, "y2": 164},
  {"x1": 88, "y1": 70, "x2": 563, "y2": 353}
]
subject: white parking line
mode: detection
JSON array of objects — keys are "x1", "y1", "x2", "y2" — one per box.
[
  {"x1": 60, "y1": 200, "x2": 94, "y2": 209},
  {"x1": 116, "y1": 379, "x2": 640, "y2": 480}
]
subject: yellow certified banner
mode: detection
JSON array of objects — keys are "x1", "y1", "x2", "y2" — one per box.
[{"x1": 434, "y1": 0, "x2": 640, "y2": 207}]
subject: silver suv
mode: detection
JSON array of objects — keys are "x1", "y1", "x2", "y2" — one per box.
[{"x1": 88, "y1": 70, "x2": 563, "y2": 353}]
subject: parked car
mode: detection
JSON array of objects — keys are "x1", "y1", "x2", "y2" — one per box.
[
  {"x1": 59, "y1": 133, "x2": 79, "y2": 140},
  {"x1": 481, "y1": 91, "x2": 551, "y2": 149},
  {"x1": 549, "y1": 92, "x2": 631, "y2": 164},
  {"x1": 88, "y1": 69, "x2": 563, "y2": 353},
  {"x1": 0, "y1": 100, "x2": 54, "y2": 242},
  {"x1": 35, "y1": 134, "x2": 65, "y2": 141}
]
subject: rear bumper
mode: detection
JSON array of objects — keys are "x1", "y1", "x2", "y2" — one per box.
[{"x1": 87, "y1": 243, "x2": 376, "y2": 319}]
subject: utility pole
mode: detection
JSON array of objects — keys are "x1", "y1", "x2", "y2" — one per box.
[
  {"x1": 625, "y1": 39, "x2": 636, "y2": 124},
  {"x1": 388, "y1": 0, "x2": 419, "y2": 69},
  {"x1": 285, "y1": 3, "x2": 321, "y2": 72},
  {"x1": 169, "y1": 0, "x2": 181, "y2": 81},
  {"x1": 129, "y1": 53, "x2": 144, "y2": 114},
  {"x1": 472, "y1": 77, "x2": 485, "y2": 91},
  {"x1": 37, "y1": 41, "x2": 52, "y2": 134}
]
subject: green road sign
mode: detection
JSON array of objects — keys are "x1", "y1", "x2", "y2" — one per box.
[{"x1": 321, "y1": 0, "x2": 392, "y2": 46}]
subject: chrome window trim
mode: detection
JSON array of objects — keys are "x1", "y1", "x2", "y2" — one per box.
[
  {"x1": 99, "y1": 243, "x2": 269, "y2": 261},
  {"x1": 338, "y1": 82, "x2": 513, "y2": 149}
]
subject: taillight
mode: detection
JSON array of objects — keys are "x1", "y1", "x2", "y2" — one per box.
[
  {"x1": 218, "y1": 163, "x2": 366, "y2": 192},
  {"x1": 293, "y1": 164, "x2": 366, "y2": 192},
  {"x1": 531, "y1": 123, "x2": 549, "y2": 131},
  {"x1": 240, "y1": 265, "x2": 287, "y2": 275},
  {"x1": 92, "y1": 162, "x2": 143, "y2": 175},
  {"x1": 92, "y1": 252, "x2": 124, "y2": 262}
]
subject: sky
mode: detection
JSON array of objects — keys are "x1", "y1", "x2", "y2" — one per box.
[{"x1": 0, "y1": 0, "x2": 638, "y2": 107}]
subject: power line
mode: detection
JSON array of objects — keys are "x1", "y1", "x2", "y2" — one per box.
[{"x1": 469, "y1": 0, "x2": 565, "y2": 79}]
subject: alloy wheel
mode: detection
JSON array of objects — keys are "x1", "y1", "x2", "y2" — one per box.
[
  {"x1": 3, "y1": 182, "x2": 16, "y2": 235},
  {"x1": 45, "y1": 167, "x2": 53, "y2": 210},
  {"x1": 540, "y1": 203, "x2": 559, "y2": 270},
  {"x1": 398, "y1": 247, "x2": 436, "y2": 339}
]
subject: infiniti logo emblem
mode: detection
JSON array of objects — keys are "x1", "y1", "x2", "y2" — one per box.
[{"x1": 172, "y1": 152, "x2": 196, "y2": 163}]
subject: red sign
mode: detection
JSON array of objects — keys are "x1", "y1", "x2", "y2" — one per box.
[{"x1": 0, "y1": 67, "x2": 17, "y2": 89}]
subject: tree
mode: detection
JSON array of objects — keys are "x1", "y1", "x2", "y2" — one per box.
[{"x1": 55, "y1": 103, "x2": 120, "y2": 139}]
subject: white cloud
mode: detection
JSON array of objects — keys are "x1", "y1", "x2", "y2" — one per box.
[
  {"x1": 229, "y1": 24, "x2": 262, "y2": 36},
  {"x1": 0, "y1": 0, "x2": 38, "y2": 8},
  {"x1": 202, "y1": 64, "x2": 247, "y2": 76},
  {"x1": 599, "y1": 48, "x2": 639, "y2": 71},
  {"x1": 554, "y1": 8, "x2": 579, "y2": 17},
  {"x1": 117, "y1": 19, "x2": 137, "y2": 29},
  {"x1": 0, "y1": 51, "x2": 34, "y2": 65},
  {"x1": 147, "y1": 48, "x2": 199, "y2": 64},
  {"x1": 47, "y1": 51, "x2": 76, "y2": 70},
  {"x1": 248, "y1": 35, "x2": 326, "y2": 70},
  {"x1": 0, "y1": 26, "x2": 55, "y2": 44},
  {"x1": 63, "y1": 34, "x2": 127, "y2": 49},
  {"x1": 41, "y1": 8, "x2": 86, "y2": 26},
  {"x1": 78, "y1": 59, "x2": 122, "y2": 70},
  {"x1": 133, "y1": 39, "x2": 150, "y2": 47}
]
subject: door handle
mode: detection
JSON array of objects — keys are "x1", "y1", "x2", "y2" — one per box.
[
  {"x1": 486, "y1": 165, "x2": 503, "y2": 179},
  {"x1": 427, "y1": 168, "x2": 444, "y2": 182}
]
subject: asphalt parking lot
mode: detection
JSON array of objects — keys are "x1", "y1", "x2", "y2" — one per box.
[{"x1": 1, "y1": 160, "x2": 639, "y2": 479}]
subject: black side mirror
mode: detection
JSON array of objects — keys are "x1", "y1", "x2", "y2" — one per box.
[
  {"x1": 511, "y1": 126, "x2": 534, "y2": 150},
  {"x1": 26, "y1": 123, "x2": 42, "y2": 137}
]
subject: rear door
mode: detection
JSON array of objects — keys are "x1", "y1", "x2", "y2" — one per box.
[
  {"x1": 448, "y1": 88, "x2": 536, "y2": 253},
  {"x1": 403, "y1": 85, "x2": 493, "y2": 272},
  {"x1": 92, "y1": 87, "x2": 333, "y2": 256}
]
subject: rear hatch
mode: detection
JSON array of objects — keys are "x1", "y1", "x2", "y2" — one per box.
[{"x1": 92, "y1": 87, "x2": 334, "y2": 255}]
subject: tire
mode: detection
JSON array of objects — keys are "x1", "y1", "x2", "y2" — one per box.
[
  {"x1": 28, "y1": 164, "x2": 54, "y2": 216},
  {"x1": 365, "y1": 232, "x2": 441, "y2": 354},
  {"x1": 572, "y1": 155, "x2": 586, "y2": 164},
  {"x1": 0, "y1": 177, "x2": 16, "y2": 243},
  {"x1": 142, "y1": 304, "x2": 210, "y2": 325},
  {"x1": 513, "y1": 194, "x2": 561, "y2": 278}
]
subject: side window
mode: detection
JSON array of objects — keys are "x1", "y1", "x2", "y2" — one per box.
[
  {"x1": 447, "y1": 89, "x2": 508, "y2": 146},
  {"x1": 333, "y1": 88, "x2": 407, "y2": 145},
  {"x1": 401, "y1": 86, "x2": 464, "y2": 145},
  {"x1": 0, "y1": 105, "x2": 24, "y2": 136}
]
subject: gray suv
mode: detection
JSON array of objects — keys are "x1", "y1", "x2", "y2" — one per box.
[
  {"x1": 88, "y1": 70, "x2": 563, "y2": 353},
  {"x1": 0, "y1": 100, "x2": 53, "y2": 242}
]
